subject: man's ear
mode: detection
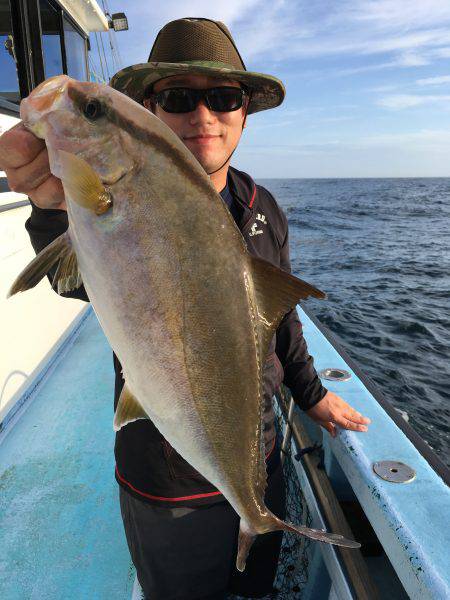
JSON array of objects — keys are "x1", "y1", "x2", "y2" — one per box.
[
  {"x1": 242, "y1": 94, "x2": 250, "y2": 129},
  {"x1": 143, "y1": 98, "x2": 156, "y2": 114}
]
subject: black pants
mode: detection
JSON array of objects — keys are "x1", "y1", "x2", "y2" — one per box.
[{"x1": 119, "y1": 460, "x2": 286, "y2": 600}]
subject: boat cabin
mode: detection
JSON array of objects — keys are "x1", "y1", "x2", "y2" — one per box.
[{"x1": 1, "y1": 0, "x2": 110, "y2": 110}]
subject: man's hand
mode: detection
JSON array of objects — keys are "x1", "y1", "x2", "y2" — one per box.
[
  {"x1": 305, "y1": 390, "x2": 371, "y2": 437},
  {"x1": 0, "y1": 121, "x2": 66, "y2": 210}
]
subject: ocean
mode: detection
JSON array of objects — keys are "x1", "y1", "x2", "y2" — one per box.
[{"x1": 256, "y1": 178, "x2": 450, "y2": 468}]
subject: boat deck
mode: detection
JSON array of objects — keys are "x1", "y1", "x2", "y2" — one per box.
[
  {"x1": 1, "y1": 305, "x2": 449, "y2": 599},
  {"x1": 0, "y1": 308, "x2": 134, "y2": 599}
]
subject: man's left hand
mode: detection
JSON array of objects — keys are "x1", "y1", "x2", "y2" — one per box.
[{"x1": 305, "y1": 391, "x2": 371, "y2": 437}]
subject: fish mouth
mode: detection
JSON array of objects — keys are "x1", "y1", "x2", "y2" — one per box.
[{"x1": 21, "y1": 75, "x2": 72, "y2": 134}]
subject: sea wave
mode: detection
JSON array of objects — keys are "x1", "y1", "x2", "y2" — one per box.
[{"x1": 257, "y1": 177, "x2": 450, "y2": 466}]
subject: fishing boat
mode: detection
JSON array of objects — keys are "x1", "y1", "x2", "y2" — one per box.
[{"x1": 1, "y1": 3, "x2": 449, "y2": 599}]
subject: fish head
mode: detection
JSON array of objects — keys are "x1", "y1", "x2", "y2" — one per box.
[
  {"x1": 20, "y1": 75, "x2": 149, "y2": 216},
  {"x1": 21, "y1": 75, "x2": 138, "y2": 181}
]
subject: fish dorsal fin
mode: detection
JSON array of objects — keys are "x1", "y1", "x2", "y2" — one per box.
[
  {"x1": 7, "y1": 231, "x2": 83, "y2": 298},
  {"x1": 248, "y1": 255, "x2": 326, "y2": 361},
  {"x1": 114, "y1": 383, "x2": 150, "y2": 431}
]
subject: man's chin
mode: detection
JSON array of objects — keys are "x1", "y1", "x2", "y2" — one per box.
[
  {"x1": 181, "y1": 139, "x2": 232, "y2": 174},
  {"x1": 191, "y1": 153, "x2": 226, "y2": 175}
]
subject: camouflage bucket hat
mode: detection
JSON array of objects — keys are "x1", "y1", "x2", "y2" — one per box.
[{"x1": 110, "y1": 17, "x2": 285, "y2": 115}]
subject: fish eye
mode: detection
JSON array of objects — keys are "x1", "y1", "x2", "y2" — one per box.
[{"x1": 83, "y1": 99, "x2": 103, "y2": 120}]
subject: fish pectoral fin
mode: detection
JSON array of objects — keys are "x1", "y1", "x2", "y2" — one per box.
[
  {"x1": 7, "y1": 231, "x2": 82, "y2": 298},
  {"x1": 59, "y1": 150, "x2": 111, "y2": 215},
  {"x1": 51, "y1": 239, "x2": 83, "y2": 294},
  {"x1": 113, "y1": 383, "x2": 150, "y2": 431},
  {"x1": 249, "y1": 255, "x2": 326, "y2": 357}
]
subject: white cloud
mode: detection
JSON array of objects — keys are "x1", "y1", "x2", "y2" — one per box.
[
  {"x1": 250, "y1": 119, "x2": 297, "y2": 130},
  {"x1": 365, "y1": 83, "x2": 399, "y2": 93},
  {"x1": 347, "y1": 0, "x2": 450, "y2": 29},
  {"x1": 124, "y1": 0, "x2": 262, "y2": 30},
  {"x1": 246, "y1": 128, "x2": 450, "y2": 152},
  {"x1": 108, "y1": 0, "x2": 263, "y2": 66},
  {"x1": 377, "y1": 93, "x2": 450, "y2": 108},
  {"x1": 109, "y1": 0, "x2": 450, "y2": 71},
  {"x1": 395, "y1": 52, "x2": 430, "y2": 67},
  {"x1": 431, "y1": 46, "x2": 450, "y2": 58},
  {"x1": 241, "y1": 2, "x2": 450, "y2": 63},
  {"x1": 366, "y1": 76, "x2": 450, "y2": 96},
  {"x1": 361, "y1": 128, "x2": 450, "y2": 149},
  {"x1": 336, "y1": 56, "x2": 429, "y2": 77},
  {"x1": 416, "y1": 75, "x2": 450, "y2": 86}
]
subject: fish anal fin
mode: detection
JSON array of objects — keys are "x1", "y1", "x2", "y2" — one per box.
[
  {"x1": 7, "y1": 231, "x2": 82, "y2": 298},
  {"x1": 114, "y1": 383, "x2": 149, "y2": 431},
  {"x1": 236, "y1": 520, "x2": 257, "y2": 572},
  {"x1": 248, "y1": 255, "x2": 326, "y2": 361}
]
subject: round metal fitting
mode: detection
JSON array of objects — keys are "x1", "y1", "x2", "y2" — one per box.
[
  {"x1": 373, "y1": 461, "x2": 416, "y2": 483},
  {"x1": 318, "y1": 368, "x2": 352, "y2": 382}
]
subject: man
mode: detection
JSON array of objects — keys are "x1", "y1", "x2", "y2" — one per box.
[{"x1": 0, "y1": 18, "x2": 370, "y2": 600}]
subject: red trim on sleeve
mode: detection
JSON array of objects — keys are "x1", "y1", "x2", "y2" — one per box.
[{"x1": 249, "y1": 183, "x2": 257, "y2": 208}]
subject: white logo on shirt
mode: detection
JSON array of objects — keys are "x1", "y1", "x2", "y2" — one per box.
[
  {"x1": 249, "y1": 222, "x2": 263, "y2": 236},
  {"x1": 249, "y1": 213, "x2": 267, "y2": 237}
]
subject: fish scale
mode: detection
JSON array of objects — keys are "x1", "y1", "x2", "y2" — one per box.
[{"x1": 8, "y1": 74, "x2": 360, "y2": 571}]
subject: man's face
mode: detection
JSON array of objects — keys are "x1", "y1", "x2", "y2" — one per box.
[{"x1": 143, "y1": 74, "x2": 249, "y2": 174}]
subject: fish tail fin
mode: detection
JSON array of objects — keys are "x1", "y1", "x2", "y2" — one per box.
[
  {"x1": 236, "y1": 513, "x2": 360, "y2": 572},
  {"x1": 236, "y1": 520, "x2": 257, "y2": 572},
  {"x1": 270, "y1": 514, "x2": 361, "y2": 548},
  {"x1": 6, "y1": 231, "x2": 82, "y2": 298}
]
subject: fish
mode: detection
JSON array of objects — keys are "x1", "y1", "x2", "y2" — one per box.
[{"x1": 8, "y1": 75, "x2": 360, "y2": 570}]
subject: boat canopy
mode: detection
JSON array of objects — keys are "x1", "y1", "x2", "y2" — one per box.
[{"x1": 57, "y1": 0, "x2": 108, "y2": 34}]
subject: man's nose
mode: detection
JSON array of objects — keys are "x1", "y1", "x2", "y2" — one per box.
[{"x1": 189, "y1": 99, "x2": 215, "y2": 123}]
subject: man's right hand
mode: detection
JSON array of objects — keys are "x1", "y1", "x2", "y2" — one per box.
[{"x1": 0, "y1": 121, "x2": 66, "y2": 210}]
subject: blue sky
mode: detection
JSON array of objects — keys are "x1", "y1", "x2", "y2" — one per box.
[{"x1": 102, "y1": 1, "x2": 450, "y2": 178}]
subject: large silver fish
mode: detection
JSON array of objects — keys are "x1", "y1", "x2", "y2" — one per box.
[{"x1": 9, "y1": 75, "x2": 359, "y2": 569}]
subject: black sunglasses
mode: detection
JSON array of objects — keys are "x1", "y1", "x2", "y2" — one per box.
[{"x1": 149, "y1": 86, "x2": 248, "y2": 114}]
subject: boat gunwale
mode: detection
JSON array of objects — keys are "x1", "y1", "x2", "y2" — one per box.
[
  {"x1": 299, "y1": 301, "x2": 450, "y2": 487},
  {"x1": 0, "y1": 305, "x2": 92, "y2": 441}
]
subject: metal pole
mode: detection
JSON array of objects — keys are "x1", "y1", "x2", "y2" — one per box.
[{"x1": 280, "y1": 395, "x2": 295, "y2": 465}]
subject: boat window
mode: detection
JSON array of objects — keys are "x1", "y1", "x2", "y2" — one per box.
[
  {"x1": 89, "y1": 32, "x2": 112, "y2": 83},
  {"x1": 39, "y1": 0, "x2": 64, "y2": 78},
  {"x1": 63, "y1": 17, "x2": 88, "y2": 80},
  {"x1": 0, "y1": 0, "x2": 20, "y2": 104}
]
